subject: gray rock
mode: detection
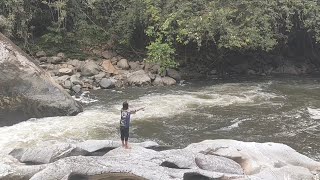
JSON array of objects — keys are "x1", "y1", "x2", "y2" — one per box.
[
  {"x1": 166, "y1": 69, "x2": 181, "y2": 81},
  {"x1": 151, "y1": 64, "x2": 161, "y2": 74},
  {"x1": 148, "y1": 72, "x2": 156, "y2": 80},
  {"x1": 162, "y1": 77, "x2": 176, "y2": 85},
  {"x1": 186, "y1": 140, "x2": 320, "y2": 175},
  {"x1": 102, "y1": 50, "x2": 115, "y2": 59},
  {"x1": 70, "y1": 74, "x2": 82, "y2": 85},
  {"x1": 152, "y1": 75, "x2": 164, "y2": 86},
  {"x1": 129, "y1": 61, "x2": 142, "y2": 71},
  {"x1": 127, "y1": 70, "x2": 151, "y2": 86},
  {"x1": 81, "y1": 60, "x2": 100, "y2": 76},
  {"x1": 195, "y1": 153, "x2": 244, "y2": 175},
  {"x1": 0, "y1": 33, "x2": 82, "y2": 125},
  {"x1": 57, "y1": 52, "x2": 65, "y2": 59},
  {"x1": 153, "y1": 75, "x2": 164, "y2": 86},
  {"x1": 66, "y1": 59, "x2": 84, "y2": 72},
  {"x1": 36, "y1": 51, "x2": 46, "y2": 58},
  {"x1": 58, "y1": 68, "x2": 73, "y2": 76},
  {"x1": 48, "y1": 56, "x2": 63, "y2": 64},
  {"x1": 5, "y1": 140, "x2": 319, "y2": 180},
  {"x1": 72, "y1": 85, "x2": 82, "y2": 94},
  {"x1": 10, "y1": 143, "x2": 78, "y2": 164},
  {"x1": 117, "y1": 59, "x2": 130, "y2": 70},
  {"x1": 94, "y1": 72, "x2": 106, "y2": 82},
  {"x1": 62, "y1": 80, "x2": 72, "y2": 89},
  {"x1": 38, "y1": 56, "x2": 48, "y2": 63},
  {"x1": 56, "y1": 75, "x2": 70, "y2": 85},
  {"x1": 99, "y1": 78, "x2": 114, "y2": 89}
]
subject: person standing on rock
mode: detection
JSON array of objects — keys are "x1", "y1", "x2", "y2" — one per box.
[{"x1": 120, "y1": 101, "x2": 144, "y2": 149}]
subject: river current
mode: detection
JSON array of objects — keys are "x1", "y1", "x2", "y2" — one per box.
[{"x1": 0, "y1": 77, "x2": 319, "y2": 161}]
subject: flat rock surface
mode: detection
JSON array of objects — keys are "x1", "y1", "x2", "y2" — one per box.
[{"x1": 2, "y1": 140, "x2": 319, "y2": 180}]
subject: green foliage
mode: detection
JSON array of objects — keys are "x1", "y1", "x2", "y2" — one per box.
[
  {"x1": 1, "y1": 0, "x2": 320, "y2": 67},
  {"x1": 146, "y1": 39, "x2": 177, "y2": 73}
]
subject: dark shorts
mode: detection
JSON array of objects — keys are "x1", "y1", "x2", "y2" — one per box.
[{"x1": 120, "y1": 126, "x2": 129, "y2": 141}]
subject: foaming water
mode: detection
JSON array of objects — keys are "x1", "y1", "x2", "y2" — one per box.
[
  {"x1": 307, "y1": 108, "x2": 320, "y2": 120},
  {"x1": 0, "y1": 79, "x2": 319, "y2": 161}
]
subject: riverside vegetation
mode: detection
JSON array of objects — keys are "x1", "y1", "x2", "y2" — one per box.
[{"x1": 1, "y1": 0, "x2": 320, "y2": 77}]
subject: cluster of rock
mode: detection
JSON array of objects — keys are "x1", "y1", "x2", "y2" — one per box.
[
  {"x1": 180, "y1": 54, "x2": 320, "y2": 79},
  {"x1": 0, "y1": 33, "x2": 82, "y2": 125},
  {"x1": 34, "y1": 51, "x2": 181, "y2": 95},
  {"x1": 1, "y1": 140, "x2": 319, "y2": 180}
]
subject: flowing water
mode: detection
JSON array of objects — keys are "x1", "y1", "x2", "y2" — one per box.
[{"x1": 0, "y1": 77, "x2": 319, "y2": 161}]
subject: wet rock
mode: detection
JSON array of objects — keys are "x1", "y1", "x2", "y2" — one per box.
[
  {"x1": 101, "y1": 59, "x2": 118, "y2": 75},
  {"x1": 36, "y1": 51, "x2": 46, "y2": 58},
  {"x1": 99, "y1": 78, "x2": 114, "y2": 89},
  {"x1": 127, "y1": 70, "x2": 151, "y2": 86},
  {"x1": 117, "y1": 59, "x2": 130, "y2": 70},
  {"x1": 81, "y1": 60, "x2": 100, "y2": 76},
  {"x1": 162, "y1": 77, "x2": 176, "y2": 85},
  {"x1": 72, "y1": 85, "x2": 82, "y2": 94},
  {"x1": 0, "y1": 33, "x2": 82, "y2": 125},
  {"x1": 166, "y1": 69, "x2": 181, "y2": 81}
]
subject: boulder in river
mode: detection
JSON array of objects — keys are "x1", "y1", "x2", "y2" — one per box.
[
  {"x1": 127, "y1": 70, "x2": 151, "y2": 86},
  {"x1": 81, "y1": 60, "x2": 100, "y2": 76},
  {"x1": 0, "y1": 33, "x2": 82, "y2": 126},
  {"x1": 166, "y1": 69, "x2": 181, "y2": 81}
]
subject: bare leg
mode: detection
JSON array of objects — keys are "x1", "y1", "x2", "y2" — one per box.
[
  {"x1": 125, "y1": 141, "x2": 131, "y2": 149},
  {"x1": 121, "y1": 140, "x2": 125, "y2": 147}
]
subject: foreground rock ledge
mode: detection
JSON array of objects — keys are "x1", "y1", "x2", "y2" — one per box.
[
  {"x1": 1, "y1": 140, "x2": 319, "y2": 180},
  {"x1": 0, "y1": 33, "x2": 82, "y2": 125}
]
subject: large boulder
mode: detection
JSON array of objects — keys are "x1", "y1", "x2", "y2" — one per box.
[
  {"x1": 117, "y1": 59, "x2": 130, "y2": 70},
  {"x1": 0, "y1": 33, "x2": 82, "y2": 126},
  {"x1": 99, "y1": 78, "x2": 114, "y2": 89},
  {"x1": 81, "y1": 60, "x2": 100, "y2": 76},
  {"x1": 185, "y1": 140, "x2": 320, "y2": 175},
  {"x1": 3, "y1": 140, "x2": 319, "y2": 180},
  {"x1": 127, "y1": 70, "x2": 151, "y2": 86},
  {"x1": 162, "y1": 77, "x2": 177, "y2": 85},
  {"x1": 166, "y1": 69, "x2": 181, "y2": 81}
]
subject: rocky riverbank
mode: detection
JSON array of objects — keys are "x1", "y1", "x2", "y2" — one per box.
[
  {"x1": 33, "y1": 50, "x2": 181, "y2": 96},
  {"x1": 0, "y1": 33, "x2": 82, "y2": 125},
  {"x1": 1, "y1": 139, "x2": 319, "y2": 180}
]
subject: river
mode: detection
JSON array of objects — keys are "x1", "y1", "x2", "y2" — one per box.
[{"x1": 0, "y1": 77, "x2": 319, "y2": 161}]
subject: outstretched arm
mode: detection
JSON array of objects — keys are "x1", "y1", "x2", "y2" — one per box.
[{"x1": 130, "y1": 107, "x2": 145, "y2": 114}]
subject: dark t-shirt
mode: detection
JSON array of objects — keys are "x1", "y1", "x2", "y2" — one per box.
[{"x1": 120, "y1": 109, "x2": 131, "y2": 128}]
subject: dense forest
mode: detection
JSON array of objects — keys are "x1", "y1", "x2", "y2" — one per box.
[{"x1": 1, "y1": 0, "x2": 320, "y2": 73}]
